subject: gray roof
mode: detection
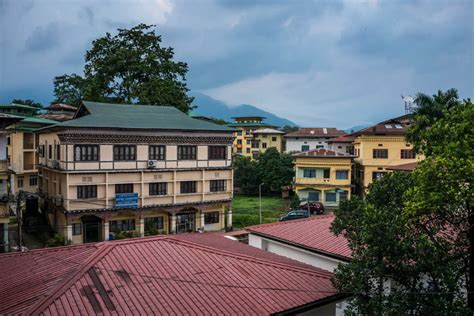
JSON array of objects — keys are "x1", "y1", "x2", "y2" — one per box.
[{"x1": 43, "y1": 101, "x2": 234, "y2": 132}]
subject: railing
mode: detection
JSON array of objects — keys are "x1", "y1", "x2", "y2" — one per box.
[{"x1": 0, "y1": 160, "x2": 8, "y2": 172}]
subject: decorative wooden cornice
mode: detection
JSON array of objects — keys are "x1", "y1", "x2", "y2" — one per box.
[{"x1": 57, "y1": 133, "x2": 234, "y2": 145}]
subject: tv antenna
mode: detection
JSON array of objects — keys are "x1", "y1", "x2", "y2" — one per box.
[{"x1": 401, "y1": 95, "x2": 416, "y2": 114}]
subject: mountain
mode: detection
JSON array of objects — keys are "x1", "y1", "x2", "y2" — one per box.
[
  {"x1": 190, "y1": 92, "x2": 297, "y2": 127},
  {"x1": 344, "y1": 124, "x2": 372, "y2": 134}
]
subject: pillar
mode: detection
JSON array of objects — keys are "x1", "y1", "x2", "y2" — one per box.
[
  {"x1": 170, "y1": 214, "x2": 176, "y2": 234},
  {"x1": 139, "y1": 218, "x2": 145, "y2": 237},
  {"x1": 66, "y1": 225, "x2": 73, "y2": 244},
  {"x1": 226, "y1": 205, "x2": 232, "y2": 230},
  {"x1": 2, "y1": 223, "x2": 8, "y2": 252},
  {"x1": 200, "y1": 211, "x2": 205, "y2": 231},
  {"x1": 103, "y1": 221, "x2": 110, "y2": 241}
]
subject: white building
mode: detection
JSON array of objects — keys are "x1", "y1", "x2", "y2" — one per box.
[
  {"x1": 327, "y1": 135, "x2": 355, "y2": 155},
  {"x1": 284, "y1": 128, "x2": 346, "y2": 153}
]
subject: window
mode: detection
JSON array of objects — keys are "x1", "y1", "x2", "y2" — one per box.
[
  {"x1": 246, "y1": 148, "x2": 250, "y2": 153},
  {"x1": 262, "y1": 134, "x2": 267, "y2": 138},
  {"x1": 110, "y1": 219, "x2": 135, "y2": 232},
  {"x1": 346, "y1": 145, "x2": 354, "y2": 155},
  {"x1": 149, "y1": 183, "x2": 167, "y2": 196},
  {"x1": 272, "y1": 136, "x2": 277, "y2": 141},
  {"x1": 56, "y1": 144, "x2": 60, "y2": 160},
  {"x1": 39, "y1": 145, "x2": 45, "y2": 157},
  {"x1": 323, "y1": 169, "x2": 330, "y2": 179},
  {"x1": 372, "y1": 172, "x2": 385, "y2": 181},
  {"x1": 29, "y1": 176, "x2": 38, "y2": 187},
  {"x1": 303, "y1": 169, "x2": 316, "y2": 178},
  {"x1": 208, "y1": 146, "x2": 227, "y2": 160},
  {"x1": 373, "y1": 149, "x2": 388, "y2": 159},
  {"x1": 301, "y1": 145, "x2": 310, "y2": 151},
  {"x1": 77, "y1": 185, "x2": 97, "y2": 199},
  {"x1": 180, "y1": 181, "x2": 197, "y2": 194},
  {"x1": 72, "y1": 223, "x2": 82, "y2": 235},
  {"x1": 48, "y1": 145, "x2": 52, "y2": 159},
  {"x1": 236, "y1": 148, "x2": 242, "y2": 154},
  {"x1": 237, "y1": 139, "x2": 242, "y2": 145},
  {"x1": 114, "y1": 145, "x2": 136, "y2": 161},
  {"x1": 210, "y1": 180, "x2": 226, "y2": 192},
  {"x1": 336, "y1": 170, "x2": 349, "y2": 180},
  {"x1": 339, "y1": 191, "x2": 348, "y2": 201},
  {"x1": 325, "y1": 191, "x2": 336, "y2": 202},
  {"x1": 18, "y1": 178, "x2": 24, "y2": 188},
  {"x1": 178, "y1": 145, "x2": 197, "y2": 160},
  {"x1": 7, "y1": 136, "x2": 10, "y2": 145},
  {"x1": 262, "y1": 142, "x2": 267, "y2": 149},
  {"x1": 144, "y1": 217, "x2": 164, "y2": 235},
  {"x1": 149, "y1": 145, "x2": 166, "y2": 160},
  {"x1": 75, "y1": 145, "x2": 99, "y2": 161},
  {"x1": 236, "y1": 131, "x2": 242, "y2": 136},
  {"x1": 400, "y1": 149, "x2": 415, "y2": 159},
  {"x1": 204, "y1": 212, "x2": 220, "y2": 224},
  {"x1": 115, "y1": 184, "x2": 134, "y2": 194},
  {"x1": 246, "y1": 140, "x2": 251, "y2": 145}
]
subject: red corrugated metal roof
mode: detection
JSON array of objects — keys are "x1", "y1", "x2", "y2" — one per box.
[
  {"x1": 247, "y1": 215, "x2": 351, "y2": 260},
  {"x1": 0, "y1": 235, "x2": 340, "y2": 315},
  {"x1": 293, "y1": 149, "x2": 353, "y2": 158},
  {"x1": 327, "y1": 134, "x2": 355, "y2": 143}
]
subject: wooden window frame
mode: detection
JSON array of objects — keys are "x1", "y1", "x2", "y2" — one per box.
[
  {"x1": 149, "y1": 145, "x2": 166, "y2": 160},
  {"x1": 372, "y1": 149, "x2": 388, "y2": 159},
  {"x1": 208, "y1": 146, "x2": 227, "y2": 160},
  {"x1": 113, "y1": 145, "x2": 136, "y2": 161},
  {"x1": 75, "y1": 145, "x2": 99, "y2": 161},
  {"x1": 210, "y1": 180, "x2": 226, "y2": 192},
  {"x1": 149, "y1": 182, "x2": 167, "y2": 196},
  {"x1": 77, "y1": 185, "x2": 98, "y2": 199},
  {"x1": 180, "y1": 181, "x2": 197, "y2": 194},
  {"x1": 204, "y1": 212, "x2": 220, "y2": 224},
  {"x1": 115, "y1": 183, "x2": 134, "y2": 194},
  {"x1": 177, "y1": 145, "x2": 197, "y2": 160}
]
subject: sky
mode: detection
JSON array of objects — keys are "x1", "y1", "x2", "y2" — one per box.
[{"x1": 0, "y1": 0, "x2": 472, "y2": 128}]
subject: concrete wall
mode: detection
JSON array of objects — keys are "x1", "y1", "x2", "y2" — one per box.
[{"x1": 285, "y1": 137, "x2": 332, "y2": 153}]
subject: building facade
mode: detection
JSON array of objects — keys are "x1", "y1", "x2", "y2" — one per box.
[
  {"x1": 293, "y1": 149, "x2": 353, "y2": 208},
  {"x1": 352, "y1": 115, "x2": 421, "y2": 193},
  {"x1": 327, "y1": 135, "x2": 355, "y2": 155},
  {"x1": 250, "y1": 128, "x2": 285, "y2": 157},
  {"x1": 284, "y1": 128, "x2": 346, "y2": 153},
  {"x1": 37, "y1": 101, "x2": 235, "y2": 244},
  {"x1": 227, "y1": 116, "x2": 275, "y2": 157}
]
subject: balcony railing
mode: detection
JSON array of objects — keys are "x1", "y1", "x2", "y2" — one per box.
[{"x1": 0, "y1": 160, "x2": 8, "y2": 172}]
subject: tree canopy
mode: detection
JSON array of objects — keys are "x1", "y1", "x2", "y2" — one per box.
[
  {"x1": 332, "y1": 89, "x2": 472, "y2": 314},
  {"x1": 233, "y1": 148, "x2": 294, "y2": 195},
  {"x1": 53, "y1": 24, "x2": 194, "y2": 112}
]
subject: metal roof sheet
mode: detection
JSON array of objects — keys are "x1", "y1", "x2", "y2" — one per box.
[
  {"x1": 293, "y1": 149, "x2": 353, "y2": 158},
  {"x1": 284, "y1": 128, "x2": 346, "y2": 138},
  {"x1": 0, "y1": 235, "x2": 339, "y2": 315},
  {"x1": 43, "y1": 101, "x2": 234, "y2": 132},
  {"x1": 247, "y1": 215, "x2": 351, "y2": 260}
]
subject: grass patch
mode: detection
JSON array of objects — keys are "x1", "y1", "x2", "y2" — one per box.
[{"x1": 232, "y1": 195, "x2": 290, "y2": 228}]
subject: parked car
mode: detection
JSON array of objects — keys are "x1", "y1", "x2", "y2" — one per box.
[
  {"x1": 279, "y1": 210, "x2": 309, "y2": 221},
  {"x1": 299, "y1": 201, "x2": 325, "y2": 215}
]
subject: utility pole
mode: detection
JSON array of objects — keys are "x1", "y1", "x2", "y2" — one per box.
[
  {"x1": 16, "y1": 190, "x2": 23, "y2": 252},
  {"x1": 259, "y1": 183, "x2": 264, "y2": 224}
]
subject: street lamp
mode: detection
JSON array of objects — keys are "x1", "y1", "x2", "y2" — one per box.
[{"x1": 259, "y1": 183, "x2": 264, "y2": 224}]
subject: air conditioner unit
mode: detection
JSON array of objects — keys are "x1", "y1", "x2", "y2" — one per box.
[{"x1": 147, "y1": 160, "x2": 158, "y2": 168}]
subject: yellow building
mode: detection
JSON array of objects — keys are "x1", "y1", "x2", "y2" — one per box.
[
  {"x1": 37, "y1": 101, "x2": 234, "y2": 244},
  {"x1": 293, "y1": 149, "x2": 353, "y2": 209},
  {"x1": 250, "y1": 128, "x2": 285, "y2": 157},
  {"x1": 353, "y1": 114, "x2": 421, "y2": 193},
  {"x1": 227, "y1": 116, "x2": 275, "y2": 157}
]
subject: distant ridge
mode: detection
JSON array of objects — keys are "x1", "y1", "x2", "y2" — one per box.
[{"x1": 190, "y1": 92, "x2": 297, "y2": 127}]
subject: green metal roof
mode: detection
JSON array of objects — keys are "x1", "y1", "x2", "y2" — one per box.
[
  {"x1": 227, "y1": 122, "x2": 275, "y2": 128},
  {"x1": 0, "y1": 103, "x2": 39, "y2": 111},
  {"x1": 45, "y1": 101, "x2": 234, "y2": 132},
  {"x1": 21, "y1": 116, "x2": 58, "y2": 124}
]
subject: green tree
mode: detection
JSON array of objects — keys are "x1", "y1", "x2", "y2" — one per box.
[
  {"x1": 233, "y1": 155, "x2": 259, "y2": 195},
  {"x1": 405, "y1": 90, "x2": 473, "y2": 311},
  {"x1": 332, "y1": 172, "x2": 468, "y2": 315},
  {"x1": 11, "y1": 98, "x2": 43, "y2": 108},
  {"x1": 281, "y1": 125, "x2": 298, "y2": 133},
  {"x1": 53, "y1": 24, "x2": 194, "y2": 112},
  {"x1": 256, "y1": 148, "x2": 294, "y2": 194}
]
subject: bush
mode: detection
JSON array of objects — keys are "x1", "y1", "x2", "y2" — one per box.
[{"x1": 46, "y1": 234, "x2": 67, "y2": 247}]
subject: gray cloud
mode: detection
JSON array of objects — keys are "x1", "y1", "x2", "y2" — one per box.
[{"x1": 0, "y1": 0, "x2": 472, "y2": 127}]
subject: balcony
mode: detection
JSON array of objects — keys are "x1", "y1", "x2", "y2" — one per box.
[{"x1": 0, "y1": 160, "x2": 8, "y2": 173}]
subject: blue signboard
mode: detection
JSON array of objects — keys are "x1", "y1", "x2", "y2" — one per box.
[{"x1": 115, "y1": 193, "x2": 139, "y2": 209}]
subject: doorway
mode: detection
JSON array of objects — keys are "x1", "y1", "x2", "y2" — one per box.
[
  {"x1": 176, "y1": 212, "x2": 196, "y2": 233},
  {"x1": 81, "y1": 215, "x2": 102, "y2": 243}
]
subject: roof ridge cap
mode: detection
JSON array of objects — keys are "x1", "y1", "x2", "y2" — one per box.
[
  {"x1": 164, "y1": 237, "x2": 333, "y2": 279},
  {"x1": 0, "y1": 243, "x2": 97, "y2": 258},
  {"x1": 27, "y1": 243, "x2": 114, "y2": 316}
]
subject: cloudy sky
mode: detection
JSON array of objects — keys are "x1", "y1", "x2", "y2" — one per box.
[{"x1": 0, "y1": 0, "x2": 472, "y2": 128}]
